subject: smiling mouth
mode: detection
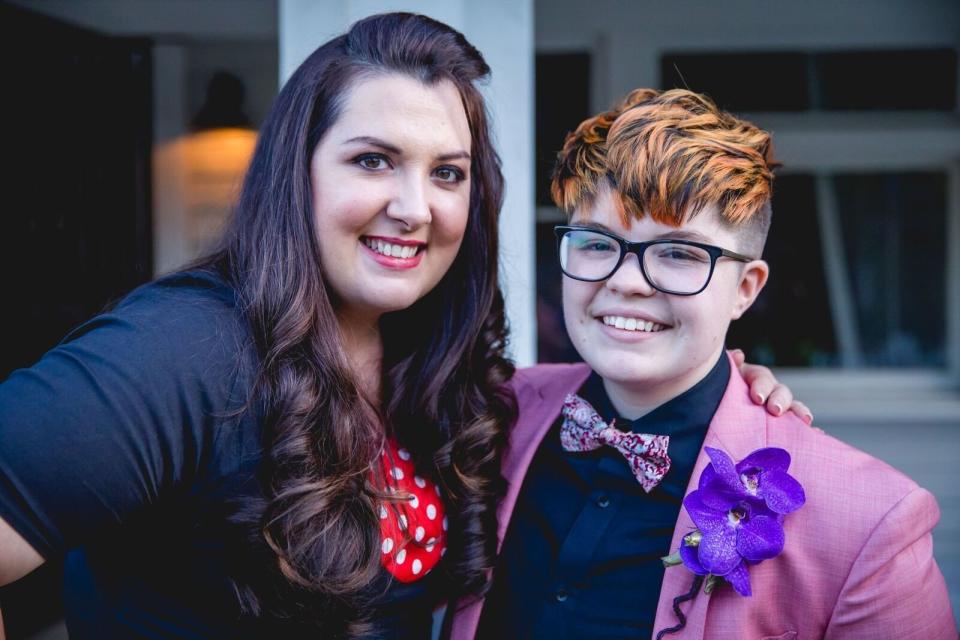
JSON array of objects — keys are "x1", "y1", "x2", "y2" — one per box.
[
  {"x1": 362, "y1": 237, "x2": 424, "y2": 259},
  {"x1": 601, "y1": 315, "x2": 668, "y2": 333}
]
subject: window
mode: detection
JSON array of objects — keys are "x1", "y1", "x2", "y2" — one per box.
[
  {"x1": 661, "y1": 49, "x2": 957, "y2": 112},
  {"x1": 535, "y1": 52, "x2": 591, "y2": 206},
  {"x1": 727, "y1": 171, "x2": 948, "y2": 368}
]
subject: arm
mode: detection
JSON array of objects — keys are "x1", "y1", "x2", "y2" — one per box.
[
  {"x1": 0, "y1": 516, "x2": 44, "y2": 640},
  {"x1": 0, "y1": 516, "x2": 43, "y2": 586},
  {"x1": 824, "y1": 487, "x2": 956, "y2": 639},
  {"x1": 0, "y1": 276, "x2": 246, "y2": 601}
]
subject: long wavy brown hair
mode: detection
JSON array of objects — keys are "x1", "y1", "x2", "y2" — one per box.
[{"x1": 201, "y1": 13, "x2": 515, "y2": 636}]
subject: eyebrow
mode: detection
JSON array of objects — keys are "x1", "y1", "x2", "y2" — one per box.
[
  {"x1": 568, "y1": 220, "x2": 713, "y2": 243},
  {"x1": 343, "y1": 136, "x2": 470, "y2": 162}
]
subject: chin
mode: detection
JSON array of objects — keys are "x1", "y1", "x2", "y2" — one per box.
[
  {"x1": 591, "y1": 335, "x2": 676, "y2": 376},
  {"x1": 377, "y1": 295, "x2": 423, "y2": 315},
  {"x1": 593, "y1": 360, "x2": 661, "y2": 387}
]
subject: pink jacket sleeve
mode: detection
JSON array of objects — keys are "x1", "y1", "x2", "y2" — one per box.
[{"x1": 825, "y1": 486, "x2": 956, "y2": 639}]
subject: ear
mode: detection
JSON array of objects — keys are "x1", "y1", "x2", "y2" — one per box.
[{"x1": 730, "y1": 260, "x2": 768, "y2": 320}]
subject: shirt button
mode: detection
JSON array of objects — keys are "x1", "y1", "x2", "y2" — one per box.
[
  {"x1": 595, "y1": 494, "x2": 611, "y2": 508},
  {"x1": 554, "y1": 588, "x2": 569, "y2": 602}
]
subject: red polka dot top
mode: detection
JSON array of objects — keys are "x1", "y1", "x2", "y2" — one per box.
[{"x1": 377, "y1": 439, "x2": 447, "y2": 583}]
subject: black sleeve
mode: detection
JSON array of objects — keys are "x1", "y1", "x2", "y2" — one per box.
[{"x1": 0, "y1": 273, "x2": 254, "y2": 558}]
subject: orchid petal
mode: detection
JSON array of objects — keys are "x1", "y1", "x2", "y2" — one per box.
[
  {"x1": 737, "y1": 447, "x2": 791, "y2": 474},
  {"x1": 698, "y1": 483, "x2": 745, "y2": 512},
  {"x1": 698, "y1": 463, "x2": 718, "y2": 490},
  {"x1": 683, "y1": 491, "x2": 726, "y2": 535},
  {"x1": 725, "y1": 561, "x2": 752, "y2": 596},
  {"x1": 698, "y1": 525, "x2": 740, "y2": 575},
  {"x1": 704, "y1": 447, "x2": 741, "y2": 490},
  {"x1": 758, "y1": 469, "x2": 806, "y2": 514},
  {"x1": 736, "y1": 514, "x2": 785, "y2": 562},
  {"x1": 679, "y1": 540, "x2": 708, "y2": 575}
]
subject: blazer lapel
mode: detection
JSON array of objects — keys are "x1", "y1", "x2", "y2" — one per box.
[
  {"x1": 652, "y1": 353, "x2": 770, "y2": 639},
  {"x1": 497, "y1": 363, "x2": 592, "y2": 544},
  {"x1": 446, "y1": 364, "x2": 592, "y2": 640}
]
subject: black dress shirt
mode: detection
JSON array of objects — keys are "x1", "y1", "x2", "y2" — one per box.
[
  {"x1": 0, "y1": 271, "x2": 441, "y2": 639},
  {"x1": 478, "y1": 354, "x2": 729, "y2": 639}
]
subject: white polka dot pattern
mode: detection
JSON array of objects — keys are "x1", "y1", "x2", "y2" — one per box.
[{"x1": 377, "y1": 439, "x2": 448, "y2": 583}]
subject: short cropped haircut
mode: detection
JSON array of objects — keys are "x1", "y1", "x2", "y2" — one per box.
[{"x1": 551, "y1": 88, "x2": 779, "y2": 256}]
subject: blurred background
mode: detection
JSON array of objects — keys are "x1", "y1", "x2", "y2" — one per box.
[{"x1": 1, "y1": 0, "x2": 957, "y2": 636}]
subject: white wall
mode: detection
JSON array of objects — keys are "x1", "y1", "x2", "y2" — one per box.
[{"x1": 280, "y1": 0, "x2": 537, "y2": 366}]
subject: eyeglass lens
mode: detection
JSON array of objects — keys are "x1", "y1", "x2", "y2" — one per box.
[{"x1": 559, "y1": 228, "x2": 713, "y2": 294}]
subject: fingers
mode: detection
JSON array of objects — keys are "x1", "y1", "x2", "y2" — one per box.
[
  {"x1": 730, "y1": 349, "x2": 746, "y2": 368},
  {"x1": 789, "y1": 400, "x2": 815, "y2": 426},
  {"x1": 735, "y1": 350, "x2": 817, "y2": 425},
  {"x1": 766, "y1": 384, "x2": 793, "y2": 417},
  {"x1": 740, "y1": 362, "x2": 776, "y2": 407}
]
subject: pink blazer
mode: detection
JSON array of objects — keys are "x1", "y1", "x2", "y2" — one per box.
[{"x1": 448, "y1": 355, "x2": 957, "y2": 639}]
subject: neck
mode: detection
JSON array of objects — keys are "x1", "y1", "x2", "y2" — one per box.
[
  {"x1": 602, "y1": 347, "x2": 725, "y2": 420},
  {"x1": 337, "y1": 310, "x2": 383, "y2": 403}
]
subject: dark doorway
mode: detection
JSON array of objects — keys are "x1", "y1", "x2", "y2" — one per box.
[
  {"x1": 0, "y1": 5, "x2": 153, "y2": 637},
  {"x1": 0, "y1": 3, "x2": 153, "y2": 381}
]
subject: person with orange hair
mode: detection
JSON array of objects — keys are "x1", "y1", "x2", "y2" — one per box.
[{"x1": 448, "y1": 89, "x2": 956, "y2": 639}]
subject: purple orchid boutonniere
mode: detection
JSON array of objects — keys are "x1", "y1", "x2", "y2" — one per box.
[{"x1": 657, "y1": 447, "x2": 805, "y2": 638}]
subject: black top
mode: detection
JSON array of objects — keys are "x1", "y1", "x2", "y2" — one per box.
[
  {"x1": 0, "y1": 271, "x2": 441, "y2": 639},
  {"x1": 478, "y1": 354, "x2": 729, "y2": 639}
]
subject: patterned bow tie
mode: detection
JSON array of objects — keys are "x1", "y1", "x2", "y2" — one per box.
[{"x1": 560, "y1": 394, "x2": 671, "y2": 493}]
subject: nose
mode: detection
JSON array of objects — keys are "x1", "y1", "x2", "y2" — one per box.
[
  {"x1": 605, "y1": 251, "x2": 656, "y2": 296},
  {"x1": 385, "y1": 172, "x2": 432, "y2": 229}
]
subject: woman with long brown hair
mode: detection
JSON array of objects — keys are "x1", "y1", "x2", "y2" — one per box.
[
  {"x1": 0, "y1": 13, "x2": 512, "y2": 638},
  {"x1": 0, "y1": 12, "x2": 797, "y2": 639}
]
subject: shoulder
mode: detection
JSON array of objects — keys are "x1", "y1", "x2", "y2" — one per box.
[
  {"x1": 758, "y1": 415, "x2": 951, "y2": 632},
  {"x1": 768, "y1": 412, "x2": 921, "y2": 502},
  {"x1": 510, "y1": 362, "x2": 592, "y2": 402},
  {"x1": 62, "y1": 269, "x2": 250, "y2": 363},
  {"x1": 503, "y1": 364, "x2": 593, "y2": 444},
  {"x1": 765, "y1": 412, "x2": 935, "y2": 557},
  {"x1": 3, "y1": 268, "x2": 260, "y2": 426},
  {"x1": 107, "y1": 269, "x2": 243, "y2": 334}
]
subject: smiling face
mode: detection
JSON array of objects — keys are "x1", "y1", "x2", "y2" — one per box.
[
  {"x1": 562, "y1": 184, "x2": 768, "y2": 413},
  {"x1": 310, "y1": 72, "x2": 472, "y2": 325}
]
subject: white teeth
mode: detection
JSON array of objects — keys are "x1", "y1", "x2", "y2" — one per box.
[
  {"x1": 364, "y1": 238, "x2": 420, "y2": 259},
  {"x1": 601, "y1": 315, "x2": 665, "y2": 333}
]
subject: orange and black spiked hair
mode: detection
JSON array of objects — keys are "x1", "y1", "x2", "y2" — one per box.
[{"x1": 551, "y1": 88, "x2": 779, "y2": 255}]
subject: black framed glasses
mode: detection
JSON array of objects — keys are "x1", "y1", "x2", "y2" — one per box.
[{"x1": 554, "y1": 225, "x2": 755, "y2": 296}]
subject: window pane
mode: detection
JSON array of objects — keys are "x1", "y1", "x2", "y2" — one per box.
[
  {"x1": 834, "y1": 172, "x2": 947, "y2": 366},
  {"x1": 536, "y1": 53, "x2": 591, "y2": 206},
  {"x1": 660, "y1": 48, "x2": 958, "y2": 112},
  {"x1": 537, "y1": 221, "x2": 580, "y2": 362},
  {"x1": 727, "y1": 174, "x2": 838, "y2": 366},
  {"x1": 816, "y1": 50, "x2": 957, "y2": 111},
  {"x1": 661, "y1": 52, "x2": 809, "y2": 112}
]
